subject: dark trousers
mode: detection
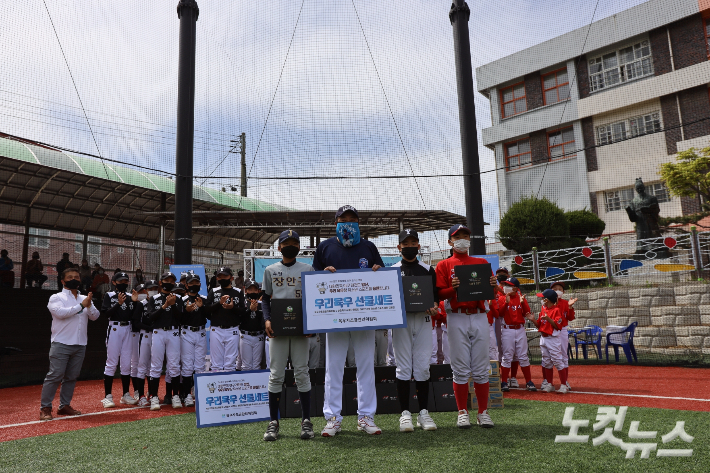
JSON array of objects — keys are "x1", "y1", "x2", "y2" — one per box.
[
  {"x1": 40, "y1": 342, "x2": 86, "y2": 409},
  {"x1": 26, "y1": 273, "x2": 48, "y2": 288}
]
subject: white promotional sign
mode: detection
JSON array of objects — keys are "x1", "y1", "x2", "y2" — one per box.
[
  {"x1": 302, "y1": 267, "x2": 406, "y2": 333},
  {"x1": 194, "y1": 370, "x2": 270, "y2": 428}
]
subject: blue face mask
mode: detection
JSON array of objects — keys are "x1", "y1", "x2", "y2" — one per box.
[{"x1": 336, "y1": 222, "x2": 361, "y2": 247}]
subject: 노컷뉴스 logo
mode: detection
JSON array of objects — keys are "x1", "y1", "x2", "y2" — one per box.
[
  {"x1": 411, "y1": 283, "x2": 419, "y2": 290},
  {"x1": 286, "y1": 306, "x2": 293, "y2": 313},
  {"x1": 207, "y1": 382, "x2": 216, "y2": 394}
]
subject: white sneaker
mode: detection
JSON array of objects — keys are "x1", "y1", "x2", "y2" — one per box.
[
  {"x1": 541, "y1": 380, "x2": 550, "y2": 389},
  {"x1": 509, "y1": 378, "x2": 519, "y2": 388},
  {"x1": 566, "y1": 381, "x2": 572, "y2": 391},
  {"x1": 399, "y1": 410, "x2": 414, "y2": 432},
  {"x1": 101, "y1": 394, "x2": 116, "y2": 408},
  {"x1": 150, "y1": 396, "x2": 161, "y2": 411},
  {"x1": 417, "y1": 409, "x2": 437, "y2": 431},
  {"x1": 184, "y1": 394, "x2": 195, "y2": 407},
  {"x1": 456, "y1": 409, "x2": 471, "y2": 429},
  {"x1": 138, "y1": 396, "x2": 149, "y2": 407},
  {"x1": 191, "y1": 386, "x2": 195, "y2": 397},
  {"x1": 171, "y1": 394, "x2": 183, "y2": 409},
  {"x1": 357, "y1": 416, "x2": 382, "y2": 435},
  {"x1": 134, "y1": 392, "x2": 140, "y2": 402},
  {"x1": 476, "y1": 409, "x2": 494, "y2": 428},
  {"x1": 120, "y1": 392, "x2": 138, "y2": 405},
  {"x1": 542, "y1": 383, "x2": 555, "y2": 393},
  {"x1": 557, "y1": 384, "x2": 569, "y2": 394},
  {"x1": 321, "y1": 417, "x2": 341, "y2": 437}
]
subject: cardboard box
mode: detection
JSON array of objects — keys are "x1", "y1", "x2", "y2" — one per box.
[
  {"x1": 433, "y1": 381, "x2": 458, "y2": 412},
  {"x1": 469, "y1": 375, "x2": 501, "y2": 390},
  {"x1": 489, "y1": 360, "x2": 500, "y2": 377},
  {"x1": 375, "y1": 383, "x2": 401, "y2": 414},
  {"x1": 488, "y1": 391, "x2": 504, "y2": 403}
]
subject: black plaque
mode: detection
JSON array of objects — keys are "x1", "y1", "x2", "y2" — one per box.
[
  {"x1": 402, "y1": 276, "x2": 436, "y2": 312},
  {"x1": 270, "y1": 298, "x2": 304, "y2": 336},
  {"x1": 454, "y1": 263, "x2": 493, "y2": 302}
]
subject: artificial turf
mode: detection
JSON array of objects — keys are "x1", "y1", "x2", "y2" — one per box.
[{"x1": 0, "y1": 399, "x2": 705, "y2": 472}]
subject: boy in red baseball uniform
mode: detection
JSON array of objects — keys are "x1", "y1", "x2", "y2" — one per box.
[
  {"x1": 498, "y1": 277, "x2": 536, "y2": 392},
  {"x1": 525, "y1": 289, "x2": 568, "y2": 393},
  {"x1": 550, "y1": 282, "x2": 576, "y2": 391},
  {"x1": 435, "y1": 224, "x2": 498, "y2": 429}
]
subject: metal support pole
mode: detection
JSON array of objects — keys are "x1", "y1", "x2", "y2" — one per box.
[
  {"x1": 240, "y1": 132, "x2": 247, "y2": 197},
  {"x1": 158, "y1": 223, "x2": 166, "y2": 279},
  {"x1": 602, "y1": 237, "x2": 614, "y2": 286},
  {"x1": 450, "y1": 0, "x2": 486, "y2": 256},
  {"x1": 690, "y1": 226, "x2": 702, "y2": 280},
  {"x1": 532, "y1": 247, "x2": 540, "y2": 292},
  {"x1": 82, "y1": 233, "x2": 88, "y2": 262},
  {"x1": 19, "y1": 207, "x2": 30, "y2": 289},
  {"x1": 174, "y1": 0, "x2": 199, "y2": 265}
]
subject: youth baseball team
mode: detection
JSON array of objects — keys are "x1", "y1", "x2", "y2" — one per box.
[{"x1": 42, "y1": 205, "x2": 577, "y2": 440}]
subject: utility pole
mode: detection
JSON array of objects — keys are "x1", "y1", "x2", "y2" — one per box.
[
  {"x1": 174, "y1": 0, "x2": 199, "y2": 265},
  {"x1": 450, "y1": 0, "x2": 486, "y2": 256},
  {"x1": 230, "y1": 133, "x2": 247, "y2": 197}
]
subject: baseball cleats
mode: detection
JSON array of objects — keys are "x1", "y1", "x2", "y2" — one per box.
[
  {"x1": 321, "y1": 417, "x2": 341, "y2": 437},
  {"x1": 120, "y1": 393, "x2": 138, "y2": 405},
  {"x1": 101, "y1": 394, "x2": 116, "y2": 408},
  {"x1": 39, "y1": 407, "x2": 53, "y2": 421},
  {"x1": 57, "y1": 405, "x2": 81, "y2": 416},
  {"x1": 263, "y1": 420, "x2": 279, "y2": 441},
  {"x1": 416, "y1": 409, "x2": 437, "y2": 431},
  {"x1": 526, "y1": 381, "x2": 537, "y2": 392},
  {"x1": 476, "y1": 410, "x2": 494, "y2": 428},
  {"x1": 150, "y1": 396, "x2": 161, "y2": 411},
  {"x1": 300, "y1": 419, "x2": 315, "y2": 440},
  {"x1": 184, "y1": 394, "x2": 195, "y2": 407},
  {"x1": 171, "y1": 395, "x2": 183, "y2": 408},
  {"x1": 357, "y1": 416, "x2": 382, "y2": 435},
  {"x1": 509, "y1": 378, "x2": 519, "y2": 388},
  {"x1": 134, "y1": 392, "x2": 140, "y2": 402},
  {"x1": 566, "y1": 381, "x2": 572, "y2": 391},
  {"x1": 399, "y1": 411, "x2": 414, "y2": 432},
  {"x1": 542, "y1": 383, "x2": 555, "y2": 393},
  {"x1": 557, "y1": 384, "x2": 569, "y2": 394},
  {"x1": 456, "y1": 409, "x2": 471, "y2": 429},
  {"x1": 162, "y1": 395, "x2": 171, "y2": 406},
  {"x1": 138, "y1": 396, "x2": 149, "y2": 407},
  {"x1": 501, "y1": 382, "x2": 510, "y2": 392}
]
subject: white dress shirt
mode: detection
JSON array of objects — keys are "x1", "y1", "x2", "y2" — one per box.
[{"x1": 47, "y1": 288, "x2": 101, "y2": 345}]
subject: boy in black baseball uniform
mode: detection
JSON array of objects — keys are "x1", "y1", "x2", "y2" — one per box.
[
  {"x1": 206, "y1": 267, "x2": 245, "y2": 371},
  {"x1": 180, "y1": 274, "x2": 208, "y2": 407},
  {"x1": 240, "y1": 279, "x2": 265, "y2": 371},
  {"x1": 131, "y1": 280, "x2": 157, "y2": 406},
  {"x1": 101, "y1": 272, "x2": 138, "y2": 408}
]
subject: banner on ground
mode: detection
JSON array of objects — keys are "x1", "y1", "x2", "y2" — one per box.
[
  {"x1": 301, "y1": 267, "x2": 406, "y2": 334},
  {"x1": 194, "y1": 370, "x2": 271, "y2": 428}
]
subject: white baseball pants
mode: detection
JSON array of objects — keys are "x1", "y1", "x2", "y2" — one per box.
[
  {"x1": 386, "y1": 329, "x2": 396, "y2": 366},
  {"x1": 447, "y1": 312, "x2": 490, "y2": 385},
  {"x1": 209, "y1": 326, "x2": 239, "y2": 371},
  {"x1": 393, "y1": 312, "x2": 432, "y2": 382},
  {"x1": 308, "y1": 335, "x2": 320, "y2": 369},
  {"x1": 181, "y1": 327, "x2": 207, "y2": 377},
  {"x1": 104, "y1": 323, "x2": 132, "y2": 376},
  {"x1": 375, "y1": 329, "x2": 389, "y2": 366},
  {"x1": 500, "y1": 326, "x2": 530, "y2": 368},
  {"x1": 489, "y1": 323, "x2": 499, "y2": 361},
  {"x1": 540, "y1": 333, "x2": 565, "y2": 370},
  {"x1": 240, "y1": 333, "x2": 264, "y2": 371},
  {"x1": 268, "y1": 336, "x2": 311, "y2": 393},
  {"x1": 149, "y1": 328, "x2": 181, "y2": 379},
  {"x1": 130, "y1": 331, "x2": 140, "y2": 378},
  {"x1": 346, "y1": 337, "x2": 356, "y2": 367},
  {"x1": 431, "y1": 325, "x2": 450, "y2": 364},
  {"x1": 560, "y1": 326, "x2": 570, "y2": 368},
  {"x1": 324, "y1": 330, "x2": 376, "y2": 422},
  {"x1": 136, "y1": 330, "x2": 152, "y2": 379}
]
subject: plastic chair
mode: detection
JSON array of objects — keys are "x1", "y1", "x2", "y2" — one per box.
[
  {"x1": 605, "y1": 322, "x2": 638, "y2": 364},
  {"x1": 573, "y1": 325, "x2": 603, "y2": 360}
]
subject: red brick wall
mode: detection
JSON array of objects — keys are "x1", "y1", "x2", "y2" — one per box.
[
  {"x1": 524, "y1": 72, "x2": 544, "y2": 110},
  {"x1": 669, "y1": 14, "x2": 707, "y2": 70},
  {"x1": 660, "y1": 94, "x2": 682, "y2": 155},
  {"x1": 581, "y1": 117, "x2": 597, "y2": 171},
  {"x1": 530, "y1": 130, "x2": 548, "y2": 165},
  {"x1": 679, "y1": 86, "x2": 710, "y2": 141},
  {"x1": 649, "y1": 27, "x2": 673, "y2": 76},
  {"x1": 576, "y1": 55, "x2": 590, "y2": 99}
]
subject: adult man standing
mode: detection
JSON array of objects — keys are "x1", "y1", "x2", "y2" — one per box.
[
  {"x1": 0, "y1": 249, "x2": 14, "y2": 288},
  {"x1": 313, "y1": 205, "x2": 384, "y2": 437},
  {"x1": 56, "y1": 253, "x2": 72, "y2": 291},
  {"x1": 40, "y1": 268, "x2": 100, "y2": 420}
]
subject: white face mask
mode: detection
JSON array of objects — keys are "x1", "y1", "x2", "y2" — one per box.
[
  {"x1": 555, "y1": 290, "x2": 564, "y2": 298},
  {"x1": 503, "y1": 286, "x2": 514, "y2": 294},
  {"x1": 147, "y1": 290, "x2": 158, "y2": 297},
  {"x1": 136, "y1": 294, "x2": 148, "y2": 301},
  {"x1": 452, "y1": 239, "x2": 471, "y2": 253}
]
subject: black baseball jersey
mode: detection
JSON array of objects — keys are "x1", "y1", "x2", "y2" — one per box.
[
  {"x1": 240, "y1": 298, "x2": 265, "y2": 332},
  {"x1": 101, "y1": 291, "x2": 135, "y2": 323},
  {"x1": 147, "y1": 292, "x2": 183, "y2": 329},
  {"x1": 393, "y1": 258, "x2": 439, "y2": 306},
  {"x1": 181, "y1": 294, "x2": 208, "y2": 327},
  {"x1": 132, "y1": 299, "x2": 153, "y2": 331},
  {"x1": 206, "y1": 287, "x2": 244, "y2": 328}
]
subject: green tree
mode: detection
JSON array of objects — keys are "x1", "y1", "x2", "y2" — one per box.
[
  {"x1": 498, "y1": 196, "x2": 569, "y2": 254},
  {"x1": 659, "y1": 146, "x2": 710, "y2": 210},
  {"x1": 565, "y1": 209, "x2": 605, "y2": 239}
]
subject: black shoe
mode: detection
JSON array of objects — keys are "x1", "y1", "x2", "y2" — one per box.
[
  {"x1": 162, "y1": 396, "x2": 171, "y2": 405},
  {"x1": 301, "y1": 419, "x2": 315, "y2": 440},
  {"x1": 263, "y1": 420, "x2": 279, "y2": 441}
]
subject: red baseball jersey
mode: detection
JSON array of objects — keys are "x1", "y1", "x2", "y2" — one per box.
[
  {"x1": 556, "y1": 298, "x2": 575, "y2": 327},
  {"x1": 433, "y1": 301, "x2": 448, "y2": 328},
  {"x1": 487, "y1": 297, "x2": 502, "y2": 324},
  {"x1": 435, "y1": 252, "x2": 492, "y2": 313},
  {"x1": 496, "y1": 292, "x2": 530, "y2": 325},
  {"x1": 537, "y1": 305, "x2": 563, "y2": 336}
]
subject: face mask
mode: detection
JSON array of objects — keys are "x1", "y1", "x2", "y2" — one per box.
[
  {"x1": 98, "y1": 270, "x2": 104, "y2": 275},
  {"x1": 555, "y1": 290, "x2": 564, "y2": 298},
  {"x1": 115, "y1": 283, "x2": 129, "y2": 293},
  {"x1": 400, "y1": 247, "x2": 419, "y2": 260},
  {"x1": 247, "y1": 292, "x2": 260, "y2": 300},
  {"x1": 136, "y1": 294, "x2": 148, "y2": 301},
  {"x1": 161, "y1": 282, "x2": 175, "y2": 291},
  {"x1": 33, "y1": 255, "x2": 39, "y2": 260},
  {"x1": 148, "y1": 290, "x2": 159, "y2": 297},
  {"x1": 188, "y1": 285, "x2": 201, "y2": 294},
  {"x1": 503, "y1": 286, "x2": 514, "y2": 294},
  {"x1": 64, "y1": 279, "x2": 81, "y2": 290},
  {"x1": 281, "y1": 245, "x2": 300, "y2": 259},
  {"x1": 218, "y1": 279, "x2": 231, "y2": 288},
  {"x1": 496, "y1": 274, "x2": 507, "y2": 282},
  {"x1": 452, "y1": 239, "x2": 470, "y2": 253},
  {"x1": 336, "y1": 222, "x2": 361, "y2": 247}
]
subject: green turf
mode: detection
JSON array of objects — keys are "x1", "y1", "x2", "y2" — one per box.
[{"x1": 1, "y1": 399, "x2": 706, "y2": 472}]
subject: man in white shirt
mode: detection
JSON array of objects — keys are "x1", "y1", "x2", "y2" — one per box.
[{"x1": 40, "y1": 268, "x2": 100, "y2": 421}]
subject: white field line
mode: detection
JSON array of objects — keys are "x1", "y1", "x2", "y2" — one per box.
[{"x1": 510, "y1": 387, "x2": 710, "y2": 402}]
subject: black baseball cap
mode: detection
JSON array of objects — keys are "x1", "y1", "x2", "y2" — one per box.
[
  {"x1": 399, "y1": 229, "x2": 419, "y2": 243},
  {"x1": 112, "y1": 271, "x2": 129, "y2": 282},
  {"x1": 335, "y1": 205, "x2": 359, "y2": 221},
  {"x1": 244, "y1": 278, "x2": 259, "y2": 290},
  {"x1": 160, "y1": 271, "x2": 177, "y2": 281},
  {"x1": 186, "y1": 273, "x2": 200, "y2": 284},
  {"x1": 537, "y1": 288, "x2": 558, "y2": 303},
  {"x1": 179, "y1": 272, "x2": 188, "y2": 280},
  {"x1": 217, "y1": 267, "x2": 233, "y2": 276},
  {"x1": 448, "y1": 224, "x2": 471, "y2": 238},
  {"x1": 171, "y1": 286, "x2": 186, "y2": 295},
  {"x1": 502, "y1": 277, "x2": 520, "y2": 288},
  {"x1": 133, "y1": 283, "x2": 145, "y2": 291},
  {"x1": 144, "y1": 279, "x2": 159, "y2": 289},
  {"x1": 278, "y1": 229, "x2": 300, "y2": 244}
]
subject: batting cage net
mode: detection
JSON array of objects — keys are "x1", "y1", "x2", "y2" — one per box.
[{"x1": 1, "y1": 0, "x2": 710, "y2": 388}]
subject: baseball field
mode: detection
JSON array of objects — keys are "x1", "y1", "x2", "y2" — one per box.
[{"x1": 1, "y1": 364, "x2": 707, "y2": 472}]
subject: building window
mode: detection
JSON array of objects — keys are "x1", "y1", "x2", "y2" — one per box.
[
  {"x1": 597, "y1": 111, "x2": 662, "y2": 145},
  {"x1": 629, "y1": 112, "x2": 661, "y2": 137},
  {"x1": 500, "y1": 83, "x2": 526, "y2": 118},
  {"x1": 605, "y1": 182, "x2": 670, "y2": 212},
  {"x1": 547, "y1": 127, "x2": 576, "y2": 160},
  {"x1": 117, "y1": 247, "x2": 124, "y2": 254},
  {"x1": 542, "y1": 69, "x2": 570, "y2": 105},
  {"x1": 597, "y1": 121, "x2": 627, "y2": 145},
  {"x1": 29, "y1": 228, "x2": 50, "y2": 248},
  {"x1": 505, "y1": 139, "x2": 531, "y2": 170},
  {"x1": 588, "y1": 40, "x2": 653, "y2": 92}
]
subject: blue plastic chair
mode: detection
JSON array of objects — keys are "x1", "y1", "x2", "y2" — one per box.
[
  {"x1": 573, "y1": 325, "x2": 603, "y2": 360},
  {"x1": 605, "y1": 322, "x2": 638, "y2": 364}
]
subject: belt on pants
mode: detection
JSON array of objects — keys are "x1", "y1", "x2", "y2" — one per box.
[
  {"x1": 243, "y1": 330, "x2": 264, "y2": 336},
  {"x1": 453, "y1": 309, "x2": 484, "y2": 315},
  {"x1": 183, "y1": 325, "x2": 205, "y2": 332},
  {"x1": 213, "y1": 325, "x2": 237, "y2": 330},
  {"x1": 503, "y1": 324, "x2": 523, "y2": 330},
  {"x1": 154, "y1": 326, "x2": 179, "y2": 331},
  {"x1": 110, "y1": 321, "x2": 130, "y2": 326}
]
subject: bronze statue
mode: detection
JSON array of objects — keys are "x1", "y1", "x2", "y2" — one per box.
[{"x1": 625, "y1": 178, "x2": 668, "y2": 259}]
